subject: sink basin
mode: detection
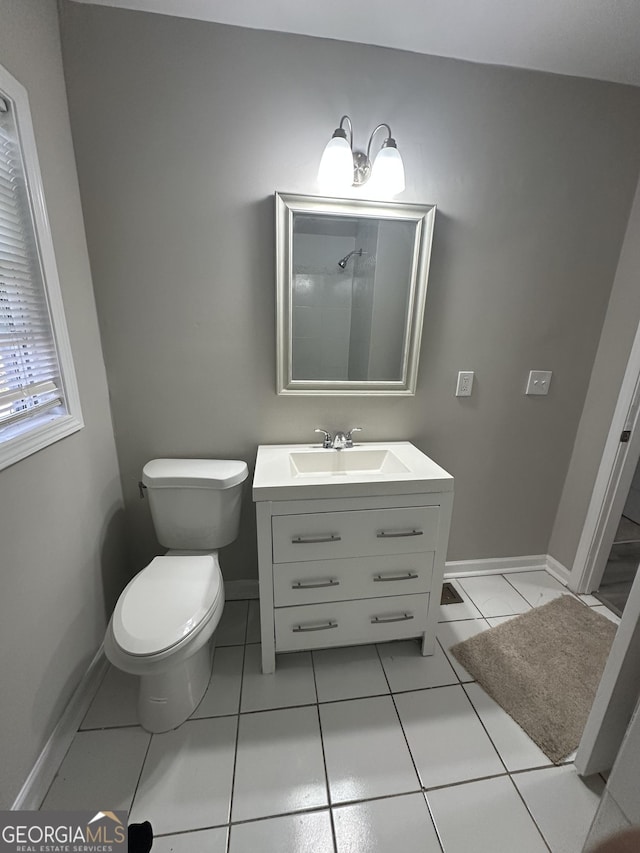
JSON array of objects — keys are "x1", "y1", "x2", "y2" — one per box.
[
  {"x1": 253, "y1": 441, "x2": 454, "y2": 501},
  {"x1": 290, "y1": 448, "x2": 410, "y2": 477}
]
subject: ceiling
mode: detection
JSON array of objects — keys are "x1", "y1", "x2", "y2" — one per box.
[{"x1": 71, "y1": 0, "x2": 640, "y2": 87}]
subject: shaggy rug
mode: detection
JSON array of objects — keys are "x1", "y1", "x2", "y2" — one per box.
[{"x1": 450, "y1": 595, "x2": 617, "y2": 763}]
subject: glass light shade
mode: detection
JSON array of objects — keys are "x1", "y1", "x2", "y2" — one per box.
[
  {"x1": 318, "y1": 135, "x2": 354, "y2": 191},
  {"x1": 370, "y1": 144, "x2": 405, "y2": 195}
]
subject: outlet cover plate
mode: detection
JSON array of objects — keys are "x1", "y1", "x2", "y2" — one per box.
[
  {"x1": 526, "y1": 370, "x2": 552, "y2": 395},
  {"x1": 456, "y1": 371, "x2": 474, "y2": 397}
]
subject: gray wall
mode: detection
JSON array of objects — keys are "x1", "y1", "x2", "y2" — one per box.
[
  {"x1": 550, "y1": 179, "x2": 640, "y2": 573},
  {"x1": 59, "y1": 3, "x2": 640, "y2": 581},
  {"x1": 0, "y1": 0, "x2": 126, "y2": 808}
]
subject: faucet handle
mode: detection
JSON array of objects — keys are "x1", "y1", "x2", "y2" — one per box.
[
  {"x1": 315, "y1": 428, "x2": 332, "y2": 448},
  {"x1": 345, "y1": 427, "x2": 362, "y2": 447}
]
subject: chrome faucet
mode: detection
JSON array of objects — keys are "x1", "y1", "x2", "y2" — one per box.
[
  {"x1": 315, "y1": 427, "x2": 362, "y2": 449},
  {"x1": 314, "y1": 428, "x2": 332, "y2": 448}
]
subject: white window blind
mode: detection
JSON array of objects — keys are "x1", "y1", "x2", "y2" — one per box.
[
  {"x1": 0, "y1": 63, "x2": 82, "y2": 470},
  {"x1": 0, "y1": 95, "x2": 64, "y2": 430}
]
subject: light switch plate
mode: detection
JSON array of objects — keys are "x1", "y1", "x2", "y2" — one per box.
[{"x1": 526, "y1": 370, "x2": 552, "y2": 395}]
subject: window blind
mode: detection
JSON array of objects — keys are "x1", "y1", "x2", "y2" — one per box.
[{"x1": 0, "y1": 93, "x2": 64, "y2": 432}]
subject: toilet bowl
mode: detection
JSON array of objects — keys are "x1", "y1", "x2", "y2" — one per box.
[{"x1": 104, "y1": 458, "x2": 248, "y2": 732}]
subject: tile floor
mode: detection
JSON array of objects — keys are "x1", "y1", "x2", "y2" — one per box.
[{"x1": 42, "y1": 570, "x2": 621, "y2": 853}]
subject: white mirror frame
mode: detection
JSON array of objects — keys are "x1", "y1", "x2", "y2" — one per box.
[{"x1": 275, "y1": 192, "x2": 436, "y2": 396}]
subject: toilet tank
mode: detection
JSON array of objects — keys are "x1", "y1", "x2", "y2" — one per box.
[{"x1": 142, "y1": 458, "x2": 248, "y2": 550}]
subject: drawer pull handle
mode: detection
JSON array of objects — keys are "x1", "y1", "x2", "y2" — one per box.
[
  {"x1": 376, "y1": 529, "x2": 423, "y2": 539},
  {"x1": 292, "y1": 578, "x2": 340, "y2": 589},
  {"x1": 371, "y1": 612, "x2": 415, "y2": 624},
  {"x1": 292, "y1": 621, "x2": 338, "y2": 633},
  {"x1": 291, "y1": 534, "x2": 342, "y2": 545},
  {"x1": 373, "y1": 572, "x2": 419, "y2": 583}
]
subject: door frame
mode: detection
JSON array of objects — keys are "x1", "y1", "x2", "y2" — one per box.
[{"x1": 570, "y1": 317, "x2": 640, "y2": 595}]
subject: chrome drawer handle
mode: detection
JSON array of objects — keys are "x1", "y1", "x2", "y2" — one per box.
[
  {"x1": 376, "y1": 529, "x2": 423, "y2": 539},
  {"x1": 292, "y1": 621, "x2": 338, "y2": 633},
  {"x1": 371, "y1": 612, "x2": 415, "y2": 624},
  {"x1": 292, "y1": 578, "x2": 340, "y2": 589},
  {"x1": 291, "y1": 534, "x2": 342, "y2": 544},
  {"x1": 373, "y1": 571, "x2": 419, "y2": 583}
]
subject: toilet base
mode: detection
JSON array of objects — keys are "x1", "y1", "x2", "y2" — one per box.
[{"x1": 137, "y1": 640, "x2": 214, "y2": 732}]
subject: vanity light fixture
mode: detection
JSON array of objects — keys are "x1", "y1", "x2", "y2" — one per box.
[{"x1": 317, "y1": 115, "x2": 406, "y2": 196}]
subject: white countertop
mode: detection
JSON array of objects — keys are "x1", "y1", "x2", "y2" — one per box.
[{"x1": 252, "y1": 441, "x2": 454, "y2": 502}]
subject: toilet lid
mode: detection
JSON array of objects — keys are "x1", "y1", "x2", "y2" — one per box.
[{"x1": 112, "y1": 555, "x2": 223, "y2": 656}]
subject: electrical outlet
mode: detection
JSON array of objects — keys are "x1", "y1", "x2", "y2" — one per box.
[
  {"x1": 456, "y1": 371, "x2": 474, "y2": 397},
  {"x1": 526, "y1": 370, "x2": 552, "y2": 395}
]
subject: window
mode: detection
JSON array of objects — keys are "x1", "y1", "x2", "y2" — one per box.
[{"x1": 0, "y1": 64, "x2": 82, "y2": 470}]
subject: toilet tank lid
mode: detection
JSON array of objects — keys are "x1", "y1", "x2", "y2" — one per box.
[{"x1": 142, "y1": 458, "x2": 248, "y2": 489}]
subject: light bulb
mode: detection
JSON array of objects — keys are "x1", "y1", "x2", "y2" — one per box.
[
  {"x1": 370, "y1": 142, "x2": 405, "y2": 195},
  {"x1": 318, "y1": 133, "x2": 353, "y2": 192}
]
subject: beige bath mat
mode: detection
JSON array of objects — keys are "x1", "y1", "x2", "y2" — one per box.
[{"x1": 451, "y1": 595, "x2": 617, "y2": 763}]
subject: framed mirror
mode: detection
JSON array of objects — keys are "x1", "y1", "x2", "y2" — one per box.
[{"x1": 275, "y1": 192, "x2": 436, "y2": 395}]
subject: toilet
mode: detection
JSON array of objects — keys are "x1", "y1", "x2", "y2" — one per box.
[{"x1": 104, "y1": 457, "x2": 248, "y2": 733}]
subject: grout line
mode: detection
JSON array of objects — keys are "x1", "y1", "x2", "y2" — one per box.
[
  {"x1": 225, "y1": 641, "x2": 249, "y2": 838},
  {"x1": 374, "y1": 643, "x2": 445, "y2": 852},
  {"x1": 128, "y1": 729, "x2": 154, "y2": 816},
  {"x1": 310, "y1": 650, "x2": 338, "y2": 853},
  {"x1": 505, "y1": 773, "x2": 553, "y2": 853},
  {"x1": 374, "y1": 645, "x2": 425, "y2": 791}
]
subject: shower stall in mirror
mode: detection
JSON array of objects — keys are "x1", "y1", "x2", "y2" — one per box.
[{"x1": 275, "y1": 193, "x2": 436, "y2": 395}]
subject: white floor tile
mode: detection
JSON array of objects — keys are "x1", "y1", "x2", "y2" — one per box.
[
  {"x1": 320, "y1": 695, "x2": 419, "y2": 803},
  {"x1": 592, "y1": 605, "x2": 621, "y2": 624},
  {"x1": 504, "y1": 570, "x2": 575, "y2": 607},
  {"x1": 463, "y1": 682, "x2": 551, "y2": 772},
  {"x1": 377, "y1": 639, "x2": 458, "y2": 692},
  {"x1": 486, "y1": 615, "x2": 517, "y2": 627},
  {"x1": 229, "y1": 810, "x2": 334, "y2": 853},
  {"x1": 42, "y1": 727, "x2": 150, "y2": 810},
  {"x1": 513, "y1": 765, "x2": 605, "y2": 853},
  {"x1": 333, "y1": 793, "x2": 442, "y2": 853},
  {"x1": 579, "y1": 593, "x2": 601, "y2": 606},
  {"x1": 129, "y1": 716, "x2": 237, "y2": 834},
  {"x1": 457, "y1": 575, "x2": 531, "y2": 618},
  {"x1": 437, "y1": 619, "x2": 490, "y2": 682},
  {"x1": 246, "y1": 599, "x2": 261, "y2": 644},
  {"x1": 394, "y1": 685, "x2": 503, "y2": 788},
  {"x1": 313, "y1": 644, "x2": 389, "y2": 702},
  {"x1": 152, "y1": 827, "x2": 228, "y2": 853},
  {"x1": 438, "y1": 579, "x2": 482, "y2": 621},
  {"x1": 80, "y1": 665, "x2": 139, "y2": 729},
  {"x1": 241, "y1": 645, "x2": 316, "y2": 712},
  {"x1": 216, "y1": 600, "x2": 248, "y2": 645},
  {"x1": 232, "y1": 705, "x2": 327, "y2": 822},
  {"x1": 191, "y1": 645, "x2": 244, "y2": 718},
  {"x1": 427, "y1": 775, "x2": 548, "y2": 853}
]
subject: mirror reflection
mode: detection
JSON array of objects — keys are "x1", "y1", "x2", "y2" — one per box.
[
  {"x1": 292, "y1": 214, "x2": 415, "y2": 382},
  {"x1": 275, "y1": 193, "x2": 436, "y2": 395}
]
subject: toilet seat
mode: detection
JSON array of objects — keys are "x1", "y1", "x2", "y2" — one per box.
[{"x1": 112, "y1": 555, "x2": 223, "y2": 657}]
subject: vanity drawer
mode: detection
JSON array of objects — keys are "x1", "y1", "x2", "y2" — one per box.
[
  {"x1": 275, "y1": 593, "x2": 429, "y2": 651},
  {"x1": 273, "y1": 553, "x2": 434, "y2": 606},
  {"x1": 271, "y1": 506, "x2": 439, "y2": 563}
]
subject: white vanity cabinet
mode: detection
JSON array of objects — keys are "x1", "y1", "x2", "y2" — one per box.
[{"x1": 253, "y1": 443, "x2": 454, "y2": 674}]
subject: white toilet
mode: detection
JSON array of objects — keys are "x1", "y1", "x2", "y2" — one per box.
[{"x1": 104, "y1": 458, "x2": 248, "y2": 733}]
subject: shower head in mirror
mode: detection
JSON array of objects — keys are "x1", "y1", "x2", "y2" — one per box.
[{"x1": 338, "y1": 248, "x2": 365, "y2": 270}]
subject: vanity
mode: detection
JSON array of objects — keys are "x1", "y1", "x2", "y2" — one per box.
[{"x1": 253, "y1": 441, "x2": 453, "y2": 673}]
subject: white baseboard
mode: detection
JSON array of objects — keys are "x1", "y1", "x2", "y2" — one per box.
[
  {"x1": 225, "y1": 579, "x2": 259, "y2": 600},
  {"x1": 12, "y1": 646, "x2": 108, "y2": 811},
  {"x1": 545, "y1": 554, "x2": 572, "y2": 586},
  {"x1": 445, "y1": 554, "x2": 547, "y2": 578}
]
